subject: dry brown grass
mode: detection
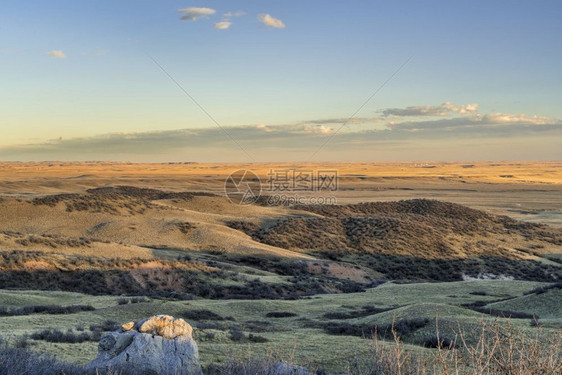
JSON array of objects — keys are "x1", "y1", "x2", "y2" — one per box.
[
  {"x1": 1, "y1": 161, "x2": 562, "y2": 185},
  {"x1": 355, "y1": 319, "x2": 562, "y2": 375}
]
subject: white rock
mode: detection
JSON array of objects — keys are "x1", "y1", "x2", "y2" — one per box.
[{"x1": 86, "y1": 316, "x2": 201, "y2": 375}]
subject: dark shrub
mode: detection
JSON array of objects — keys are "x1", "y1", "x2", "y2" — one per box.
[
  {"x1": 205, "y1": 357, "x2": 313, "y2": 375},
  {"x1": 181, "y1": 309, "x2": 229, "y2": 321},
  {"x1": 391, "y1": 318, "x2": 430, "y2": 338},
  {"x1": 320, "y1": 322, "x2": 366, "y2": 337},
  {"x1": 423, "y1": 334, "x2": 456, "y2": 349},
  {"x1": 13, "y1": 336, "x2": 29, "y2": 349},
  {"x1": 248, "y1": 333, "x2": 269, "y2": 343},
  {"x1": 320, "y1": 318, "x2": 430, "y2": 340},
  {"x1": 265, "y1": 311, "x2": 298, "y2": 318},
  {"x1": 30, "y1": 329, "x2": 93, "y2": 343},
  {"x1": 0, "y1": 304, "x2": 94, "y2": 316},
  {"x1": 530, "y1": 319, "x2": 542, "y2": 327},
  {"x1": 524, "y1": 281, "x2": 562, "y2": 295},
  {"x1": 465, "y1": 305, "x2": 539, "y2": 320},
  {"x1": 89, "y1": 320, "x2": 120, "y2": 332},
  {"x1": 230, "y1": 329, "x2": 245, "y2": 341},
  {"x1": 195, "y1": 322, "x2": 225, "y2": 330},
  {"x1": 0, "y1": 347, "x2": 83, "y2": 375},
  {"x1": 470, "y1": 290, "x2": 488, "y2": 296}
]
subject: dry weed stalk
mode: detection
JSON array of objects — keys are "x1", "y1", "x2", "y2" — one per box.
[{"x1": 361, "y1": 318, "x2": 561, "y2": 375}]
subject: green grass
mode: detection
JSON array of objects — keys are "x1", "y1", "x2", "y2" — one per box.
[
  {"x1": 0, "y1": 279, "x2": 555, "y2": 371},
  {"x1": 0, "y1": 290, "x2": 117, "y2": 308},
  {"x1": 486, "y1": 288, "x2": 562, "y2": 328}
]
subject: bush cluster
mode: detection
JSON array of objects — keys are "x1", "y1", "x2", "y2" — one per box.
[
  {"x1": 89, "y1": 320, "x2": 120, "y2": 333},
  {"x1": 524, "y1": 281, "x2": 562, "y2": 295},
  {"x1": 465, "y1": 304, "x2": 539, "y2": 320},
  {"x1": 265, "y1": 311, "x2": 298, "y2": 318},
  {"x1": 30, "y1": 329, "x2": 96, "y2": 344},
  {"x1": 317, "y1": 318, "x2": 430, "y2": 340},
  {"x1": 423, "y1": 334, "x2": 456, "y2": 349},
  {"x1": 0, "y1": 304, "x2": 94, "y2": 316},
  {"x1": 0, "y1": 251, "x2": 367, "y2": 300},
  {"x1": 181, "y1": 309, "x2": 234, "y2": 321}
]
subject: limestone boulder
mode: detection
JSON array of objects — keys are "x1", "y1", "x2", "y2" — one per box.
[{"x1": 86, "y1": 315, "x2": 201, "y2": 375}]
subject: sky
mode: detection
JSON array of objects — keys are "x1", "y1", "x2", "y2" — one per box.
[{"x1": 1, "y1": 0, "x2": 561, "y2": 162}]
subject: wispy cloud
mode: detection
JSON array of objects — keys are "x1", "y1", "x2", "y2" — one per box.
[
  {"x1": 214, "y1": 10, "x2": 246, "y2": 30},
  {"x1": 2, "y1": 104, "x2": 560, "y2": 161},
  {"x1": 481, "y1": 113, "x2": 553, "y2": 125},
  {"x1": 258, "y1": 14, "x2": 285, "y2": 29},
  {"x1": 213, "y1": 21, "x2": 232, "y2": 30},
  {"x1": 388, "y1": 114, "x2": 561, "y2": 134},
  {"x1": 179, "y1": 7, "x2": 216, "y2": 22},
  {"x1": 382, "y1": 102, "x2": 478, "y2": 117},
  {"x1": 224, "y1": 11, "x2": 246, "y2": 19},
  {"x1": 45, "y1": 50, "x2": 66, "y2": 59},
  {"x1": 0, "y1": 124, "x2": 336, "y2": 158},
  {"x1": 303, "y1": 117, "x2": 385, "y2": 126}
]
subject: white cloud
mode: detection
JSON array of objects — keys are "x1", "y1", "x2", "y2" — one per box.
[
  {"x1": 179, "y1": 7, "x2": 216, "y2": 22},
  {"x1": 213, "y1": 21, "x2": 232, "y2": 30},
  {"x1": 482, "y1": 113, "x2": 553, "y2": 125},
  {"x1": 258, "y1": 14, "x2": 285, "y2": 29},
  {"x1": 382, "y1": 102, "x2": 478, "y2": 117},
  {"x1": 214, "y1": 10, "x2": 245, "y2": 30},
  {"x1": 253, "y1": 123, "x2": 335, "y2": 135},
  {"x1": 304, "y1": 117, "x2": 385, "y2": 126},
  {"x1": 45, "y1": 50, "x2": 66, "y2": 59},
  {"x1": 389, "y1": 112, "x2": 561, "y2": 133}
]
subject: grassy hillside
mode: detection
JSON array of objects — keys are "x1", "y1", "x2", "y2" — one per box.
[
  {"x1": 1, "y1": 187, "x2": 561, "y2": 287},
  {"x1": 0, "y1": 279, "x2": 553, "y2": 371}
]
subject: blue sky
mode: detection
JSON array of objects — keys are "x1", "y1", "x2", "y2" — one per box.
[{"x1": 1, "y1": 1, "x2": 561, "y2": 161}]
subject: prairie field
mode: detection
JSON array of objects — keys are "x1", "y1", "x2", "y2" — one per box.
[{"x1": 0, "y1": 161, "x2": 561, "y2": 373}]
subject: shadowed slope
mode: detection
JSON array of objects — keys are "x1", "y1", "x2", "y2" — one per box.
[{"x1": 230, "y1": 199, "x2": 562, "y2": 259}]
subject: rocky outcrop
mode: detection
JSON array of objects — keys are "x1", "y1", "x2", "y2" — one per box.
[
  {"x1": 86, "y1": 315, "x2": 201, "y2": 375},
  {"x1": 137, "y1": 315, "x2": 193, "y2": 339}
]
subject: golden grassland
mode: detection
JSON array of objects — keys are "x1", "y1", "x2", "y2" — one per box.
[
  {"x1": 0, "y1": 161, "x2": 561, "y2": 263},
  {"x1": 1, "y1": 161, "x2": 561, "y2": 194},
  {"x1": 2, "y1": 161, "x2": 562, "y2": 225},
  {"x1": 0, "y1": 161, "x2": 561, "y2": 181}
]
